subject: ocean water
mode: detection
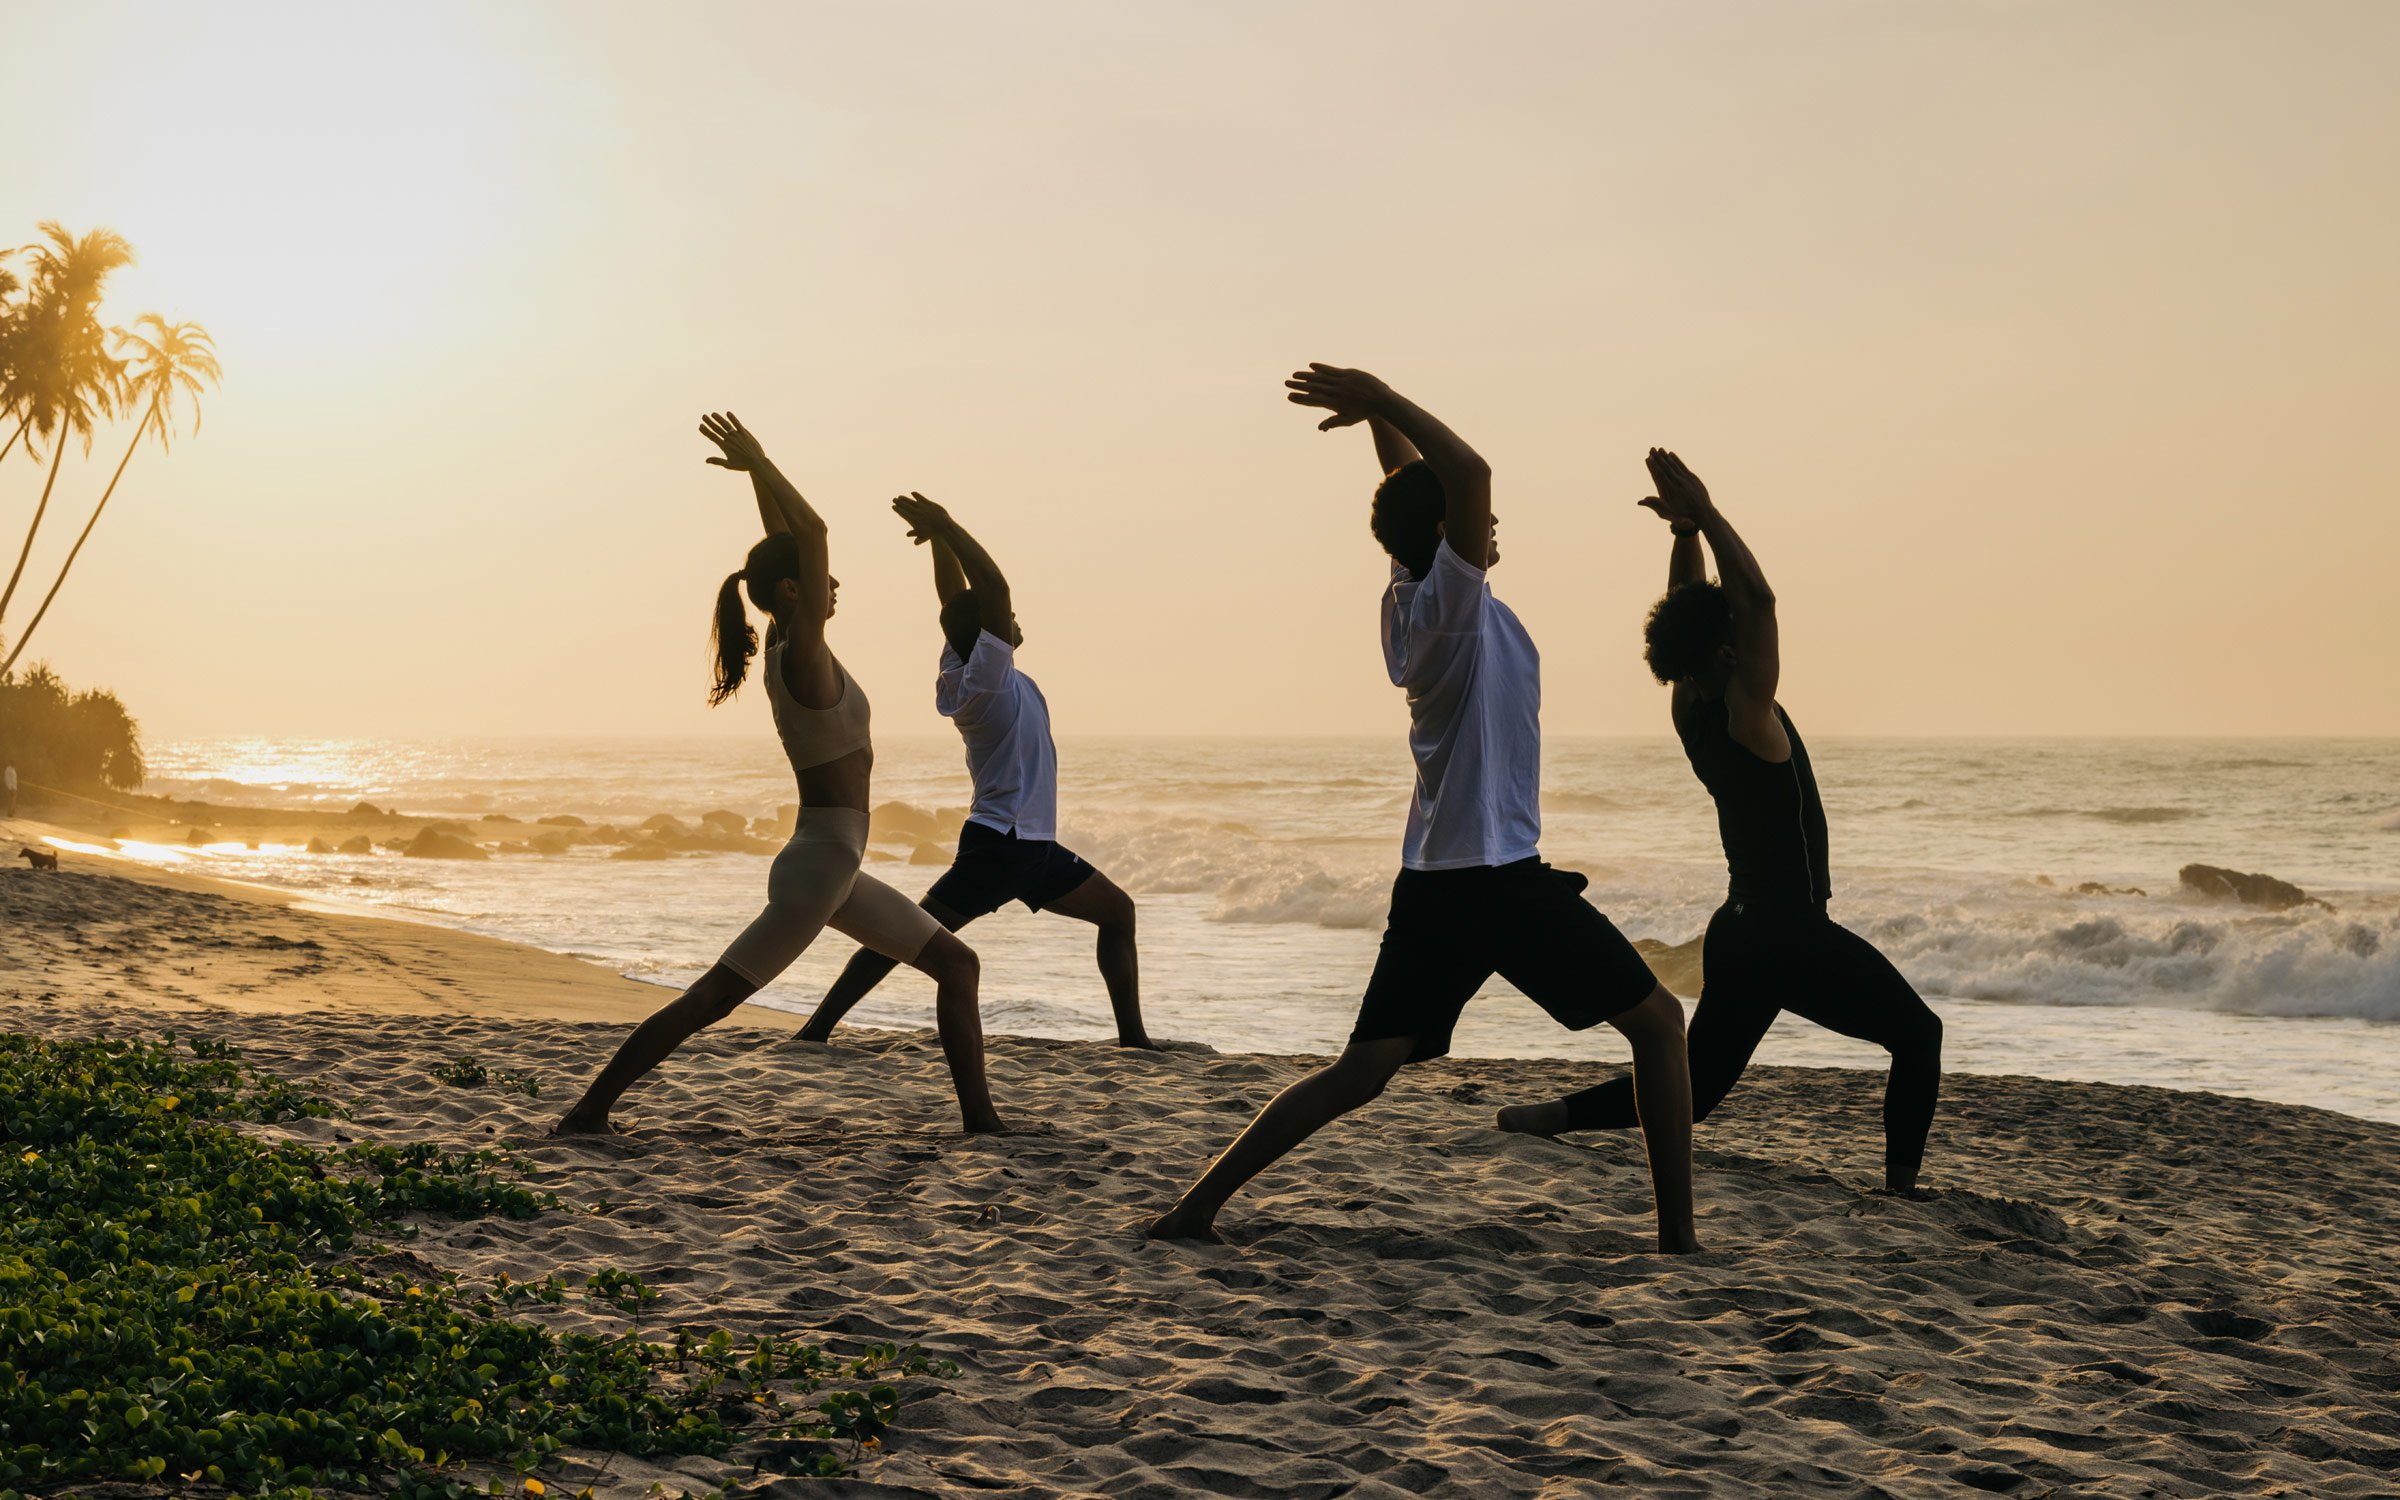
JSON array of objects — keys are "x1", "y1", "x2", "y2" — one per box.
[{"x1": 116, "y1": 734, "x2": 2400, "y2": 1124}]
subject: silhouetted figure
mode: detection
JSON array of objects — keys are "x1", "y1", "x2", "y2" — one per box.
[
  {"x1": 1147, "y1": 367, "x2": 1699, "y2": 1253},
  {"x1": 1497, "y1": 450, "x2": 1943, "y2": 1194},
  {"x1": 556, "y1": 414, "x2": 1006, "y2": 1137},
  {"x1": 797, "y1": 494, "x2": 1153, "y2": 1049},
  {"x1": 2, "y1": 762, "x2": 16, "y2": 818}
]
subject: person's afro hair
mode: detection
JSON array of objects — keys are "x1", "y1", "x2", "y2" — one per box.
[
  {"x1": 1642, "y1": 580, "x2": 1732, "y2": 685},
  {"x1": 1370, "y1": 460, "x2": 1446, "y2": 579}
]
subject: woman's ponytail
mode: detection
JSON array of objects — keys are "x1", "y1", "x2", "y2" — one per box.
[{"x1": 708, "y1": 570, "x2": 757, "y2": 705}]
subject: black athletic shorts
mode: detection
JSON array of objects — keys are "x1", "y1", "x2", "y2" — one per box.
[
  {"x1": 1352, "y1": 857, "x2": 1660, "y2": 1064},
  {"x1": 924, "y1": 819, "x2": 1097, "y2": 919}
]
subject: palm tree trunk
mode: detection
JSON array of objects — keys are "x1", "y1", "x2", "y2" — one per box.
[
  {"x1": 0, "y1": 434, "x2": 70, "y2": 626},
  {"x1": 0, "y1": 406, "x2": 150, "y2": 676},
  {"x1": 0, "y1": 413, "x2": 26, "y2": 467}
]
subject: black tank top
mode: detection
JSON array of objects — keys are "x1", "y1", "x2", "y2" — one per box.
[{"x1": 1676, "y1": 694, "x2": 1830, "y2": 906}]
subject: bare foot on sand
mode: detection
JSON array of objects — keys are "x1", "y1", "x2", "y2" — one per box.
[
  {"x1": 1871, "y1": 1183, "x2": 1938, "y2": 1201},
  {"x1": 1494, "y1": 1101, "x2": 1570, "y2": 1137},
  {"x1": 549, "y1": 1110, "x2": 624, "y2": 1138},
  {"x1": 1116, "y1": 1034, "x2": 1162, "y2": 1051},
  {"x1": 963, "y1": 1111, "x2": 1015, "y2": 1135},
  {"x1": 1144, "y1": 1204, "x2": 1225, "y2": 1244},
  {"x1": 1658, "y1": 1225, "x2": 1704, "y2": 1256}
]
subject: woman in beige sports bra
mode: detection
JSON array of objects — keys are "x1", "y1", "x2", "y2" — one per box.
[{"x1": 556, "y1": 412, "x2": 1009, "y2": 1135}]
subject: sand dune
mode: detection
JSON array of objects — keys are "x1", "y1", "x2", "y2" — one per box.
[{"x1": 5, "y1": 849, "x2": 2399, "y2": 1497}]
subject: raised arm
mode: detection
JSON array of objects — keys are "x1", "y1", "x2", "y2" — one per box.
[
  {"x1": 1639, "y1": 494, "x2": 1711, "y2": 722},
  {"x1": 1288, "y1": 365, "x2": 1493, "y2": 568},
  {"x1": 1368, "y1": 415, "x2": 1421, "y2": 476},
  {"x1": 699, "y1": 410, "x2": 833, "y2": 670},
  {"x1": 1645, "y1": 448, "x2": 1786, "y2": 758},
  {"x1": 893, "y1": 493, "x2": 1011, "y2": 641},
  {"x1": 700, "y1": 411, "x2": 826, "y2": 539},
  {"x1": 927, "y1": 535, "x2": 969, "y2": 607}
]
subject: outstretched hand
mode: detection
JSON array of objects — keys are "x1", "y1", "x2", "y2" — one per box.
[
  {"x1": 891, "y1": 491, "x2": 956, "y2": 545},
  {"x1": 1284, "y1": 363, "x2": 1393, "y2": 431},
  {"x1": 1638, "y1": 447, "x2": 1714, "y2": 528},
  {"x1": 699, "y1": 411, "x2": 766, "y2": 472}
]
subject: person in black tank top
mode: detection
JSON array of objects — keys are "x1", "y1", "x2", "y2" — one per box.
[{"x1": 1496, "y1": 450, "x2": 1944, "y2": 1194}]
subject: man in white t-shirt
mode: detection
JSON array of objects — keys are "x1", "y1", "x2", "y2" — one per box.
[
  {"x1": 1147, "y1": 365, "x2": 1698, "y2": 1254},
  {"x1": 797, "y1": 492, "x2": 1155, "y2": 1049}
]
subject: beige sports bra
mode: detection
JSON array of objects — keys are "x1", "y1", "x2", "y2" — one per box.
[{"x1": 764, "y1": 641, "x2": 872, "y2": 771}]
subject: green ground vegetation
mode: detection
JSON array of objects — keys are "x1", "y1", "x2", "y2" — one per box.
[{"x1": 0, "y1": 1033, "x2": 954, "y2": 1499}]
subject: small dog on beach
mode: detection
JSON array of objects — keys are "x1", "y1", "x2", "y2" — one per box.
[{"x1": 18, "y1": 845, "x2": 58, "y2": 871}]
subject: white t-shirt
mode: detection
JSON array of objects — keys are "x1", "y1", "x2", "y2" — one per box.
[
  {"x1": 1382, "y1": 539, "x2": 1543, "y2": 871},
  {"x1": 936, "y1": 631, "x2": 1060, "y2": 840}
]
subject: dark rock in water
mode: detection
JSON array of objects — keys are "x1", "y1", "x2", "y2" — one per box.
[
  {"x1": 531, "y1": 831, "x2": 576, "y2": 855},
  {"x1": 612, "y1": 841, "x2": 673, "y2": 861},
  {"x1": 639, "y1": 813, "x2": 686, "y2": 834},
  {"x1": 306, "y1": 837, "x2": 336, "y2": 855},
  {"x1": 423, "y1": 820, "x2": 473, "y2": 839},
  {"x1": 481, "y1": 813, "x2": 521, "y2": 824},
  {"x1": 1631, "y1": 934, "x2": 1705, "y2": 998},
  {"x1": 2074, "y1": 881, "x2": 2147, "y2": 897},
  {"x1": 349, "y1": 801, "x2": 383, "y2": 817},
  {"x1": 873, "y1": 801, "x2": 940, "y2": 841},
  {"x1": 700, "y1": 809, "x2": 749, "y2": 837},
  {"x1": 183, "y1": 827, "x2": 211, "y2": 845},
  {"x1": 403, "y1": 828, "x2": 489, "y2": 861},
  {"x1": 655, "y1": 826, "x2": 780, "y2": 855},
  {"x1": 537, "y1": 814, "x2": 587, "y2": 828},
  {"x1": 338, "y1": 835, "x2": 374, "y2": 855},
  {"x1": 908, "y1": 840, "x2": 953, "y2": 865},
  {"x1": 591, "y1": 824, "x2": 630, "y2": 844},
  {"x1": 2177, "y1": 864, "x2": 2327, "y2": 911}
]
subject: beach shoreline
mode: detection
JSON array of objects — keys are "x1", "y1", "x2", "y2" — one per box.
[{"x1": 7, "y1": 831, "x2": 2400, "y2": 1496}]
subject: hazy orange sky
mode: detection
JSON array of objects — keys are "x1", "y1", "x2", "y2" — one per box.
[{"x1": 4, "y1": 1, "x2": 2395, "y2": 742}]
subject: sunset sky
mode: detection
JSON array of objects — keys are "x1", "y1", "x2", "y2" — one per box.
[{"x1": 4, "y1": 0, "x2": 2395, "y2": 741}]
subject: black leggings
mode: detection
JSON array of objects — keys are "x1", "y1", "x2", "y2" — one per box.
[{"x1": 1559, "y1": 900, "x2": 1943, "y2": 1182}]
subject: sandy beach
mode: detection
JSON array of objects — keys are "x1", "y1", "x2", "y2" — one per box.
[{"x1": 5, "y1": 831, "x2": 2399, "y2": 1498}]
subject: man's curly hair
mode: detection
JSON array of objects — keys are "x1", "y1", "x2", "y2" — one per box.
[
  {"x1": 1643, "y1": 580, "x2": 1732, "y2": 685},
  {"x1": 1370, "y1": 460, "x2": 1446, "y2": 579}
]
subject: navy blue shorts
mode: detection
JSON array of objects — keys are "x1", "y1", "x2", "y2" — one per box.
[
  {"x1": 925, "y1": 820, "x2": 1098, "y2": 919},
  {"x1": 1353, "y1": 858, "x2": 1660, "y2": 1063}
]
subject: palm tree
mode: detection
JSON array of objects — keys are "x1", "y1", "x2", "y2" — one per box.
[
  {"x1": 0, "y1": 316, "x2": 218, "y2": 675},
  {"x1": 0, "y1": 250, "x2": 29, "y2": 468},
  {"x1": 0, "y1": 223, "x2": 134, "y2": 625}
]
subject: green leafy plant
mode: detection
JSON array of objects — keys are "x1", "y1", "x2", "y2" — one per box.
[
  {"x1": 431, "y1": 1054, "x2": 543, "y2": 1098},
  {"x1": 0, "y1": 1033, "x2": 955, "y2": 1497}
]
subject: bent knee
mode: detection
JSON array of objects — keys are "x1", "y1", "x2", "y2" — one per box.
[
  {"x1": 1895, "y1": 1008, "x2": 1944, "y2": 1058},
  {"x1": 914, "y1": 931, "x2": 981, "y2": 986},
  {"x1": 1612, "y1": 985, "x2": 1688, "y2": 1044}
]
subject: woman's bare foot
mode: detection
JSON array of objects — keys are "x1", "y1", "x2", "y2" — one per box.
[
  {"x1": 1116, "y1": 1033, "x2": 1161, "y2": 1050},
  {"x1": 963, "y1": 1110, "x2": 1013, "y2": 1135},
  {"x1": 1494, "y1": 1100, "x2": 1570, "y2": 1137},
  {"x1": 550, "y1": 1109, "x2": 622, "y2": 1138},
  {"x1": 1144, "y1": 1203, "x2": 1225, "y2": 1244}
]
